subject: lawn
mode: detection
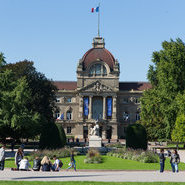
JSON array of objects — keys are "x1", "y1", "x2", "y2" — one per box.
[
  {"x1": 5, "y1": 155, "x2": 185, "y2": 171},
  {"x1": 0, "y1": 182, "x2": 185, "y2": 185}
]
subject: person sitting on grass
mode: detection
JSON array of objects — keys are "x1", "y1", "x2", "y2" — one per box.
[
  {"x1": 19, "y1": 157, "x2": 31, "y2": 171},
  {"x1": 52, "y1": 155, "x2": 62, "y2": 171},
  {"x1": 32, "y1": 156, "x2": 41, "y2": 171},
  {"x1": 41, "y1": 156, "x2": 52, "y2": 171}
]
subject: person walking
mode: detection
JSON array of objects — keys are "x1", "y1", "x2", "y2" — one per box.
[
  {"x1": 15, "y1": 148, "x2": 24, "y2": 169},
  {"x1": 159, "y1": 148, "x2": 165, "y2": 173},
  {"x1": 67, "y1": 151, "x2": 76, "y2": 171},
  {"x1": 170, "y1": 149, "x2": 180, "y2": 173},
  {"x1": 0, "y1": 144, "x2": 6, "y2": 171}
]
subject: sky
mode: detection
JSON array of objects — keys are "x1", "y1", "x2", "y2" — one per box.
[{"x1": 0, "y1": 0, "x2": 185, "y2": 82}]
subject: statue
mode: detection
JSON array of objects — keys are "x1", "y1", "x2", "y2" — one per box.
[{"x1": 90, "y1": 121, "x2": 100, "y2": 137}]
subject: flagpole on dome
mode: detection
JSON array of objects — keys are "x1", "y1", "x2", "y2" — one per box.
[{"x1": 98, "y1": 2, "x2": 100, "y2": 37}]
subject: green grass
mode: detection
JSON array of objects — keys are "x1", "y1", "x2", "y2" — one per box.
[
  {"x1": 5, "y1": 155, "x2": 185, "y2": 171},
  {"x1": 1, "y1": 182, "x2": 185, "y2": 185}
]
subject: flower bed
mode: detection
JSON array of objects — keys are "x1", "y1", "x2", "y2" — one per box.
[
  {"x1": 107, "y1": 148, "x2": 159, "y2": 163},
  {"x1": 84, "y1": 149, "x2": 103, "y2": 164}
]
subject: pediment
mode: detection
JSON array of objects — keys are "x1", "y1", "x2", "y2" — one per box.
[{"x1": 79, "y1": 81, "x2": 113, "y2": 93}]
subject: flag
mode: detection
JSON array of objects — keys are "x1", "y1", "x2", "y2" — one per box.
[
  {"x1": 91, "y1": 6, "x2": 99, "y2": 13},
  {"x1": 57, "y1": 113, "x2": 64, "y2": 120}
]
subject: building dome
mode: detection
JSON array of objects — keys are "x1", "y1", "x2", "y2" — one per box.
[{"x1": 81, "y1": 37, "x2": 116, "y2": 71}]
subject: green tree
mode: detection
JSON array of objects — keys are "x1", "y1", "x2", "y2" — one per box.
[
  {"x1": 171, "y1": 114, "x2": 185, "y2": 142},
  {"x1": 140, "y1": 38, "x2": 185, "y2": 140},
  {"x1": 0, "y1": 52, "x2": 6, "y2": 67},
  {"x1": 0, "y1": 70, "x2": 40, "y2": 140}
]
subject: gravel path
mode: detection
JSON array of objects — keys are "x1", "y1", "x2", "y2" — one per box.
[{"x1": 0, "y1": 169, "x2": 185, "y2": 182}]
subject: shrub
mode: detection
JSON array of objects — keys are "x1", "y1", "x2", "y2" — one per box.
[
  {"x1": 29, "y1": 148, "x2": 72, "y2": 160},
  {"x1": 56, "y1": 123, "x2": 66, "y2": 147},
  {"x1": 39, "y1": 122, "x2": 66, "y2": 149},
  {"x1": 107, "y1": 148, "x2": 158, "y2": 163},
  {"x1": 84, "y1": 149, "x2": 103, "y2": 164},
  {"x1": 126, "y1": 124, "x2": 147, "y2": 150}
]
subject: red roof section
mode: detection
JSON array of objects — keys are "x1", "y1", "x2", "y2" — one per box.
[
  {"x1": 53, "y1": 81, "x2": 77, "y2": 90},
  {"x1": 119, "y1": 82, "x2": 152, "y2": 91},
  {"x1": 82, "y1": 48, "x2": 115, "y2": 70},
  {"x1": 53, "y1": 81, "x2": 152, "y2": 91}
]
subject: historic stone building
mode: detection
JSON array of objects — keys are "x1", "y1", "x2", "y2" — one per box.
[{"x1": 54, "y1": 36, "x2": 151, "y2": 140}]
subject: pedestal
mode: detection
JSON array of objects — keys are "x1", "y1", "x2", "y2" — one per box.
[{"x1": 89, "y1": 136, "x2": 102, "y2": 147}]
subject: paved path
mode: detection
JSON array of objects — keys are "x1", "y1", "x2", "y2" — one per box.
[{"x1": 1, "y1": 169, "x2": 185, "y2": 182}]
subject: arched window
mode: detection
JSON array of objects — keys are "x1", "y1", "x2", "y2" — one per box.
[
  {"x1": 66, "y1": 110, "x2": 72, "y2": 120},
  {"x1": 89, "y1": 64, "x2": 107, "y2": 76}
]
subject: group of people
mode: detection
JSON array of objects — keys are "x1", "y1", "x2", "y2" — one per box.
[
  {"x1": 159, "y1": 149, "x2": 180, "y2": 173},
  {"x1": 0, "y1": 144, "x2": 76, "y2": 171}
]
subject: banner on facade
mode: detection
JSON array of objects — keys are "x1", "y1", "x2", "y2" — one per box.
[
  {"x1": 83, "y1": 97, "x2": 89, "y2": 116},
  {"x1": 107, "y1": 97, "x2": 112, "y2": 117}
]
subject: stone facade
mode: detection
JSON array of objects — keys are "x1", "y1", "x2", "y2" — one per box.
[{"x1": 54, "y1": 36, "x2": 151, "y2": 140}]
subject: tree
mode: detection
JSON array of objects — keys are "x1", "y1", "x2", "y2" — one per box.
[
  {"x1": 171, "y1": 114, "x2": 185, "y2": 142},
  {"x1": 140, "y1": 38, "x2": 185, "y2": 140},
  {"x1": 0, "y1": 70, "x2": 40, "y2": 140},
  {"x1": 0, "y1": 52, "x2": 6, "y2": 67}
]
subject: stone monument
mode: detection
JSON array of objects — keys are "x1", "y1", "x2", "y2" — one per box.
[{"x1": 89, "y1": 120, "x2": 102, "y2": 147}]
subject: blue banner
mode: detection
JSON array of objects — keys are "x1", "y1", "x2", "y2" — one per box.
[
  {"x1": 107, "y1": 97, "x2": 112, "y2": 117},
  {"x1": 83, "y1": 97, "x2": 89, "y2": 116}
]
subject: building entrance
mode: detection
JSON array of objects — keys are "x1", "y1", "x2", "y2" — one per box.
[{"x1": 92, "y1": 96, "x2": 103, "y2": 120}]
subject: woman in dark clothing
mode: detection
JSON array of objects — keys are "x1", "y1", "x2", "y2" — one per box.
[
  {"x1": 159, "y1": 148, "x2": 165, "y2": 173},
  {"x1": 41, "y1": 156, "x2": 52, "y2": 171}
]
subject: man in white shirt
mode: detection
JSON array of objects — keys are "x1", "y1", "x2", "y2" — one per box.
[{"x1": 0, "y1": 144, "x2": 6, "y2": 170}]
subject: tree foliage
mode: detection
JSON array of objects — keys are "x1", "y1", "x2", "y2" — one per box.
[
  {"x1": 0, "y1": 58, "x2": 64, "y2": 147},
  {"x1": 140, "y1": 38, "x2": 185, "y2": 140},
  {"x1": 171, "y1": 114, "x2": 185, "y2": 142}
]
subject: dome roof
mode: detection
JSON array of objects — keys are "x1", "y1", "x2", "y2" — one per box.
[
  {"x1": 81, "y1": 37, "x2": 116, "y2": 70},
  {"x1": 82, "y1": 48, "x2": 115, "y2": 70}
]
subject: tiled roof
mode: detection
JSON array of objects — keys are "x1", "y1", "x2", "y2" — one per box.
[
  {"x1": 53, "y1": 81, "x2": 152, "y2": 91},
  {"x1": 119, "y1": 82, "x2": 152, "y2": 91},
  {"x1": 82, "y1": 48, "x2": 115, "y2": 70},
  {"x1": 53, "y1": 81, "x2": 77, "y2": 90}
]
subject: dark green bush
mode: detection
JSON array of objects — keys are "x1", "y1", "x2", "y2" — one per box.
[
  {"x1": 56, "y1": 123, "x2": 66, "y2": 147},
  {"x1": 126, "y1": 124, "x2": 147, "y2": 150},
  {"x1": 39, "y1": 122, "x2": 65, "y2": 149}
]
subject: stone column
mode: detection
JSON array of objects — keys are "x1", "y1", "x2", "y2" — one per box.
[
  {"x1": 112, "y1": 124, "x2": 118, "y2": 139},
  {"x1": 88, "y1": 96, "x2": 92, "y2": 120},
  {"x1": 112, "y1": 96, "x2": 117, "y2": 121},
  {"x1": 78, "y1": 96, "x2": 83, "y2": 121},
  {"x1": 103, "y1": 96, "x2": 107, "y2": 120}
]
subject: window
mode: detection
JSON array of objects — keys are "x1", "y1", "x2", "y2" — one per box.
[
  {"x1": 122, "y1": 98, "x2": 128, "y2": 104},
  {"x1": 89, "y1": 64, "x2": 107, "y2": 76},
  {"x1": 67, "y1": 98, "x2": 72, "y2": 103},
  {"x1": 56, "y1": 98, "x2": 60, "y2": 103},
  {"x1": 136, "y1": 113, "x2": 140, "y2": 121},
  {"x1": 66, "y1": 110, "x2": 72, "y2": 120},
  {"x1": 123, "y1": 112, "x2": 129, "y2": 121},
  {"x1": 55, "y1": 111, "x2": 60, "y2": 119},
  {"x1": 135, "y1": 98, "x2": 140, "y2": 104},
  {"x1": 67, "y1": 126, "x2": 72, "y2": 134}
]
